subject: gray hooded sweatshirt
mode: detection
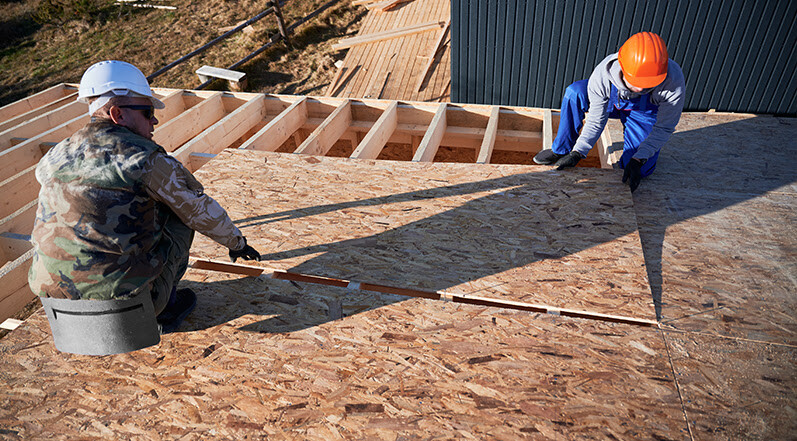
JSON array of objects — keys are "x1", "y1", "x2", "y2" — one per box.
[{"x1": 572, "y1": 53, "x2": 686, "y2": 161}]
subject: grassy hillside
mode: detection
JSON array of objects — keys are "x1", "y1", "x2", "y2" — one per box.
[{"x1": 0, "y1": 0, "x2": 364, "y2": 107}]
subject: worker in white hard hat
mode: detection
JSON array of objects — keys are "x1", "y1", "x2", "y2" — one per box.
[{"x1": 29, "y1": 60, "x2": 262, "y2": 334}]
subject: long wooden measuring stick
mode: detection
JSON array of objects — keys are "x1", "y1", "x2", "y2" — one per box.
[{"x1": 189, "y1": 257, "x2": 659, "y2": 328}]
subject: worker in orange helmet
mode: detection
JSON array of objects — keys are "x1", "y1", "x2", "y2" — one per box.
[{"x1": 534, "y1": 32, "x2": 686, "y2": 192}]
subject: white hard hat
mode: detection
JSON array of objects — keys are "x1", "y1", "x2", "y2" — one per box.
[{"x1": 77, "y1": 60, "x2": 165, "y2": 109}]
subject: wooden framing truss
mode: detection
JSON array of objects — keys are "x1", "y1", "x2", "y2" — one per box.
[{"x1": 0, "y1": 83, "x2": 619, "y2": 323}]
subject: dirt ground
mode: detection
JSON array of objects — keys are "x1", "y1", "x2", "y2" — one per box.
[{"x1": 0, "y1": 0, "x2": 366, "y2": 107}]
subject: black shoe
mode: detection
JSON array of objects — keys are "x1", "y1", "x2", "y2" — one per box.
[
  {"x1": 533, "y1": 149, "x2": 565, "y2": 165},
  {"x1": 157, "y1": 288, "x2": 197, "y2": 334}
]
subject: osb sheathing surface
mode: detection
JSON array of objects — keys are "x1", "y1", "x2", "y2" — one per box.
[
  {"x1": 614, "y1": 114, "x2": 797, "y2": 439},
  {"x1": 189, "y1": 150, "x2": 655, "y2": 320}
]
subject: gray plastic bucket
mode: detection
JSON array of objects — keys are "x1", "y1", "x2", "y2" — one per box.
[{"x1": 40, "y1": 293, "x2": 160, "y2": 355}]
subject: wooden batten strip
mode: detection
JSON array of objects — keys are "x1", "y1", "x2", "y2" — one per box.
[
  {"x1": 0, "y1": 165, "x2": 38, "y2": 221},
  {"x1": 542, "y1": 109, "x2": 553, "y2": 152},
  {"x1": 350, "y1": 101, "x2": 398, "y2": 159},
  {"x1": 332, "y1": 20, "x2": 446, "y2": 50},
  {"x1": 295, "y1": 99, "x2": 352, "y2": 156},
  {"x1": 172, "y1": 95, "x2": 266, "y2": 170},
  {"x1": 597, "y1": 128, "x2": 616, "y2": 169},
  {"x1": 0, "y1": 114, "x2": 87, "y2": 183},
  {"x1": 0, "y1": 84, "x2": 72, "y2": 123},
  {"x1": 0, "y1": 100, "x2": 87, "y2": 152},
  {"x1": 239, "y1": 97, "x2": 308, "y2": 151},
  {"x1": 412, "y1": 102, "x2": 446, "y2": 162},
  {"x1": 476, "y1": 106, "x2": 500, "y2": 164},
  {"x1": 0, "y1": 249, "x2": 36, "y2": 325},
  {"x1": 188, "y1": 258, "x2": 659, "y2": 328},
  {"x1": 153, "y1": 92, "x2": 225, "y2": 152}
]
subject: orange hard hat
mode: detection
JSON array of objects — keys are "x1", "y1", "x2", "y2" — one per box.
[{"x1": 618, "y1": 32, "x2": 669, "y2": 89}]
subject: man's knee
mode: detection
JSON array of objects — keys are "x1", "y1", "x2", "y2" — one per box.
[{"x1": 562, "y1": 80, "x2": 589, "y2": 101}]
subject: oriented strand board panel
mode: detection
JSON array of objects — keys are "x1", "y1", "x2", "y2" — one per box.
[
  {"x1": 622, "y1": 113, "x2": 797, "y2": 438},
  {"x1": 0, "y1": 288, "x2": 687, "y2": 439},
  {"x1": 189, "y1": 150, "x2": 656, "y2": 322}
]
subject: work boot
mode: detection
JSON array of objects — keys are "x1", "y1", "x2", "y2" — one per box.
[
  {"x1": 533, "y1": 149, "x2": 565, "y2": 165},
  {"x1": 156, "y1": 288, "x2": 197, "y2": 334}
]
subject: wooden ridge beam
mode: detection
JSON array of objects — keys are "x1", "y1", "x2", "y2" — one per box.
[
  {"x1": 350, "y1": 101, "x2": 398, "y2": 159},
  {"x1": 295, "y1": 99, "x2": 352, "y2": 156},
  {"x1": 476, "y1": 106, "x2": 500, "y2": 164},
  {"x1": 172, "y1": 95, "x2": 267, "y2": 170},
  {"x1": 153, "y1": 92, "x2": 225, "y2": 152},
  {"x1": 412, "y1": 103, "x2": 446, "y2": 162},
  {"x1": 188, "y1": 257, "x2": 659, "y2": 328},
  {"x1": 332, "y1": 20, "x2": 446, "y2": 51},
  {"x1": 239, "y1": 97, "x2": 308, "y2": 151}
]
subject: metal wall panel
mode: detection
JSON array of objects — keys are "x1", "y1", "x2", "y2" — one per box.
[{"x1": 451, "y1": 0, "x2": 797, "y2": 115}]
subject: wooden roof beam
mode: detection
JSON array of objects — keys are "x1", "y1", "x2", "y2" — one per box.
[
  {"x1": 0, "y1": 84, "x2": 75, "y2": 123},
  {"x1": 0, "y1": 100, "x2": 87, "y2": 152},
  {"x1": 153, "y1": 92, "x2": 225, "y2": 152},
  {"x1": 412, "y1": 103, "x2": 446, "y2": 162},
  {"x1": 295, "y1": 100, "x2": 352, "y2": 156},
  {"x1": 239, "y1": 97, "x2": 308, "y2": 152},
  {"x1": 0, "y1": 165, "x2": 38, "y2": 221},
  {"x1": 476, "y1": 106, "x2": 500, "y2": 164},
  {"x1": 172, "y1": 95, "x2": 267, "y2": 170},
  {"x1": 350, "y1": 101, "x2": 398, "y2": 160}
]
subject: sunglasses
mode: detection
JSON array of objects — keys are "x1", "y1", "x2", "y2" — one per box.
[{"x1": 118, "y1": 105, "x2": 155, "y2": 119}]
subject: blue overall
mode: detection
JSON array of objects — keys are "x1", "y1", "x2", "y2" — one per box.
[{"x1": 551, "y1": 79, "x2": 660, "y2": 177}]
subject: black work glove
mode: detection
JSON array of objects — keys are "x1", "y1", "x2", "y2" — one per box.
[
  {"x1": 554, "y1": 151, "x2": 584, "y2": 170},
  {"x1": 229, "y1": 238, "x2": 261, "y2": 262},
  {"x1": 622, "y1": 158, "x2": 644, "y2": 193}
]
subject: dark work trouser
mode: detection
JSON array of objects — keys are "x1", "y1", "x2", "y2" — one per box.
[{"x1": 150, "y1": 213, "x2": 194, "y2": 315}]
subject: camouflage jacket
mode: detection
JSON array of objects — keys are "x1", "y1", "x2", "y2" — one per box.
[{"x1": 28, "y1": 121, "x2": 245, "y2": 299}]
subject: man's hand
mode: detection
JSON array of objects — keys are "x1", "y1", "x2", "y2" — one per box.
[
  {"x1": 554, "y1": 151, "x2": 584, "y2": 170},
  {"x1": 229, "y1": 238, "x2": 261, "y2": 262},
  {"x1": 622, "y1": 158, "x2": 644, "y2": 192}
]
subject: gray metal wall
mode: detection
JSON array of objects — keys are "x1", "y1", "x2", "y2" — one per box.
[{"x1": 451, "y1": 0, "x2": 797, "y2": 115}]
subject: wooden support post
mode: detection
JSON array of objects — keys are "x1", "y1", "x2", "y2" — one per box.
[
  {"x1": 415, "y1": 21, "x2": 450, "y2": 93},
  {"x1": 350, "y1": 101, "x2": 398, "y2": 160},
  {"x1": 476, "y1": 106, "x2": 500, "y2": 164},
  {"x1": 239, "y1": 97, "x2": 308, "y2": 151},
  {"x1": 172, "y1": 95, "x2": 266, "y2": 169},
  {"x1": 153, "y1": 92, "x2": 225, "y2": 152},
  {"x1": 269, "y1": 0, "x2": 291, "y2": 45},
  {"x1": 542, "y1": 109, "x2": 553, "y2": 152},
  {"x1": 412, "y1": 103, "x2": 446, "y2": 162},
  {"x1": 295, "y1": 100, "x2": 352, "y2": 156},
  {"x1": 332, "y1": 21, "x2": 446, "y2": 50}
]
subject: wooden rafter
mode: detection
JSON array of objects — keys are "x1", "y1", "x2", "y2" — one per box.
[{"x1": 295, "y1": 99, "x2": 352, "y2": 156}]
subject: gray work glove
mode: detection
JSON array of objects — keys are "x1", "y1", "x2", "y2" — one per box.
[
  {"x1": 554, "y1": 151, "x2": 584, "y2": 170},
  {"x1": 229, "y1": 237, "x2": 261, "y2": 262}
]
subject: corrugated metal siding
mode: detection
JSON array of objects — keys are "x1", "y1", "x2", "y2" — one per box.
[{"x1": 451, "y1": 0, "x2": 797, "y2": 115}]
